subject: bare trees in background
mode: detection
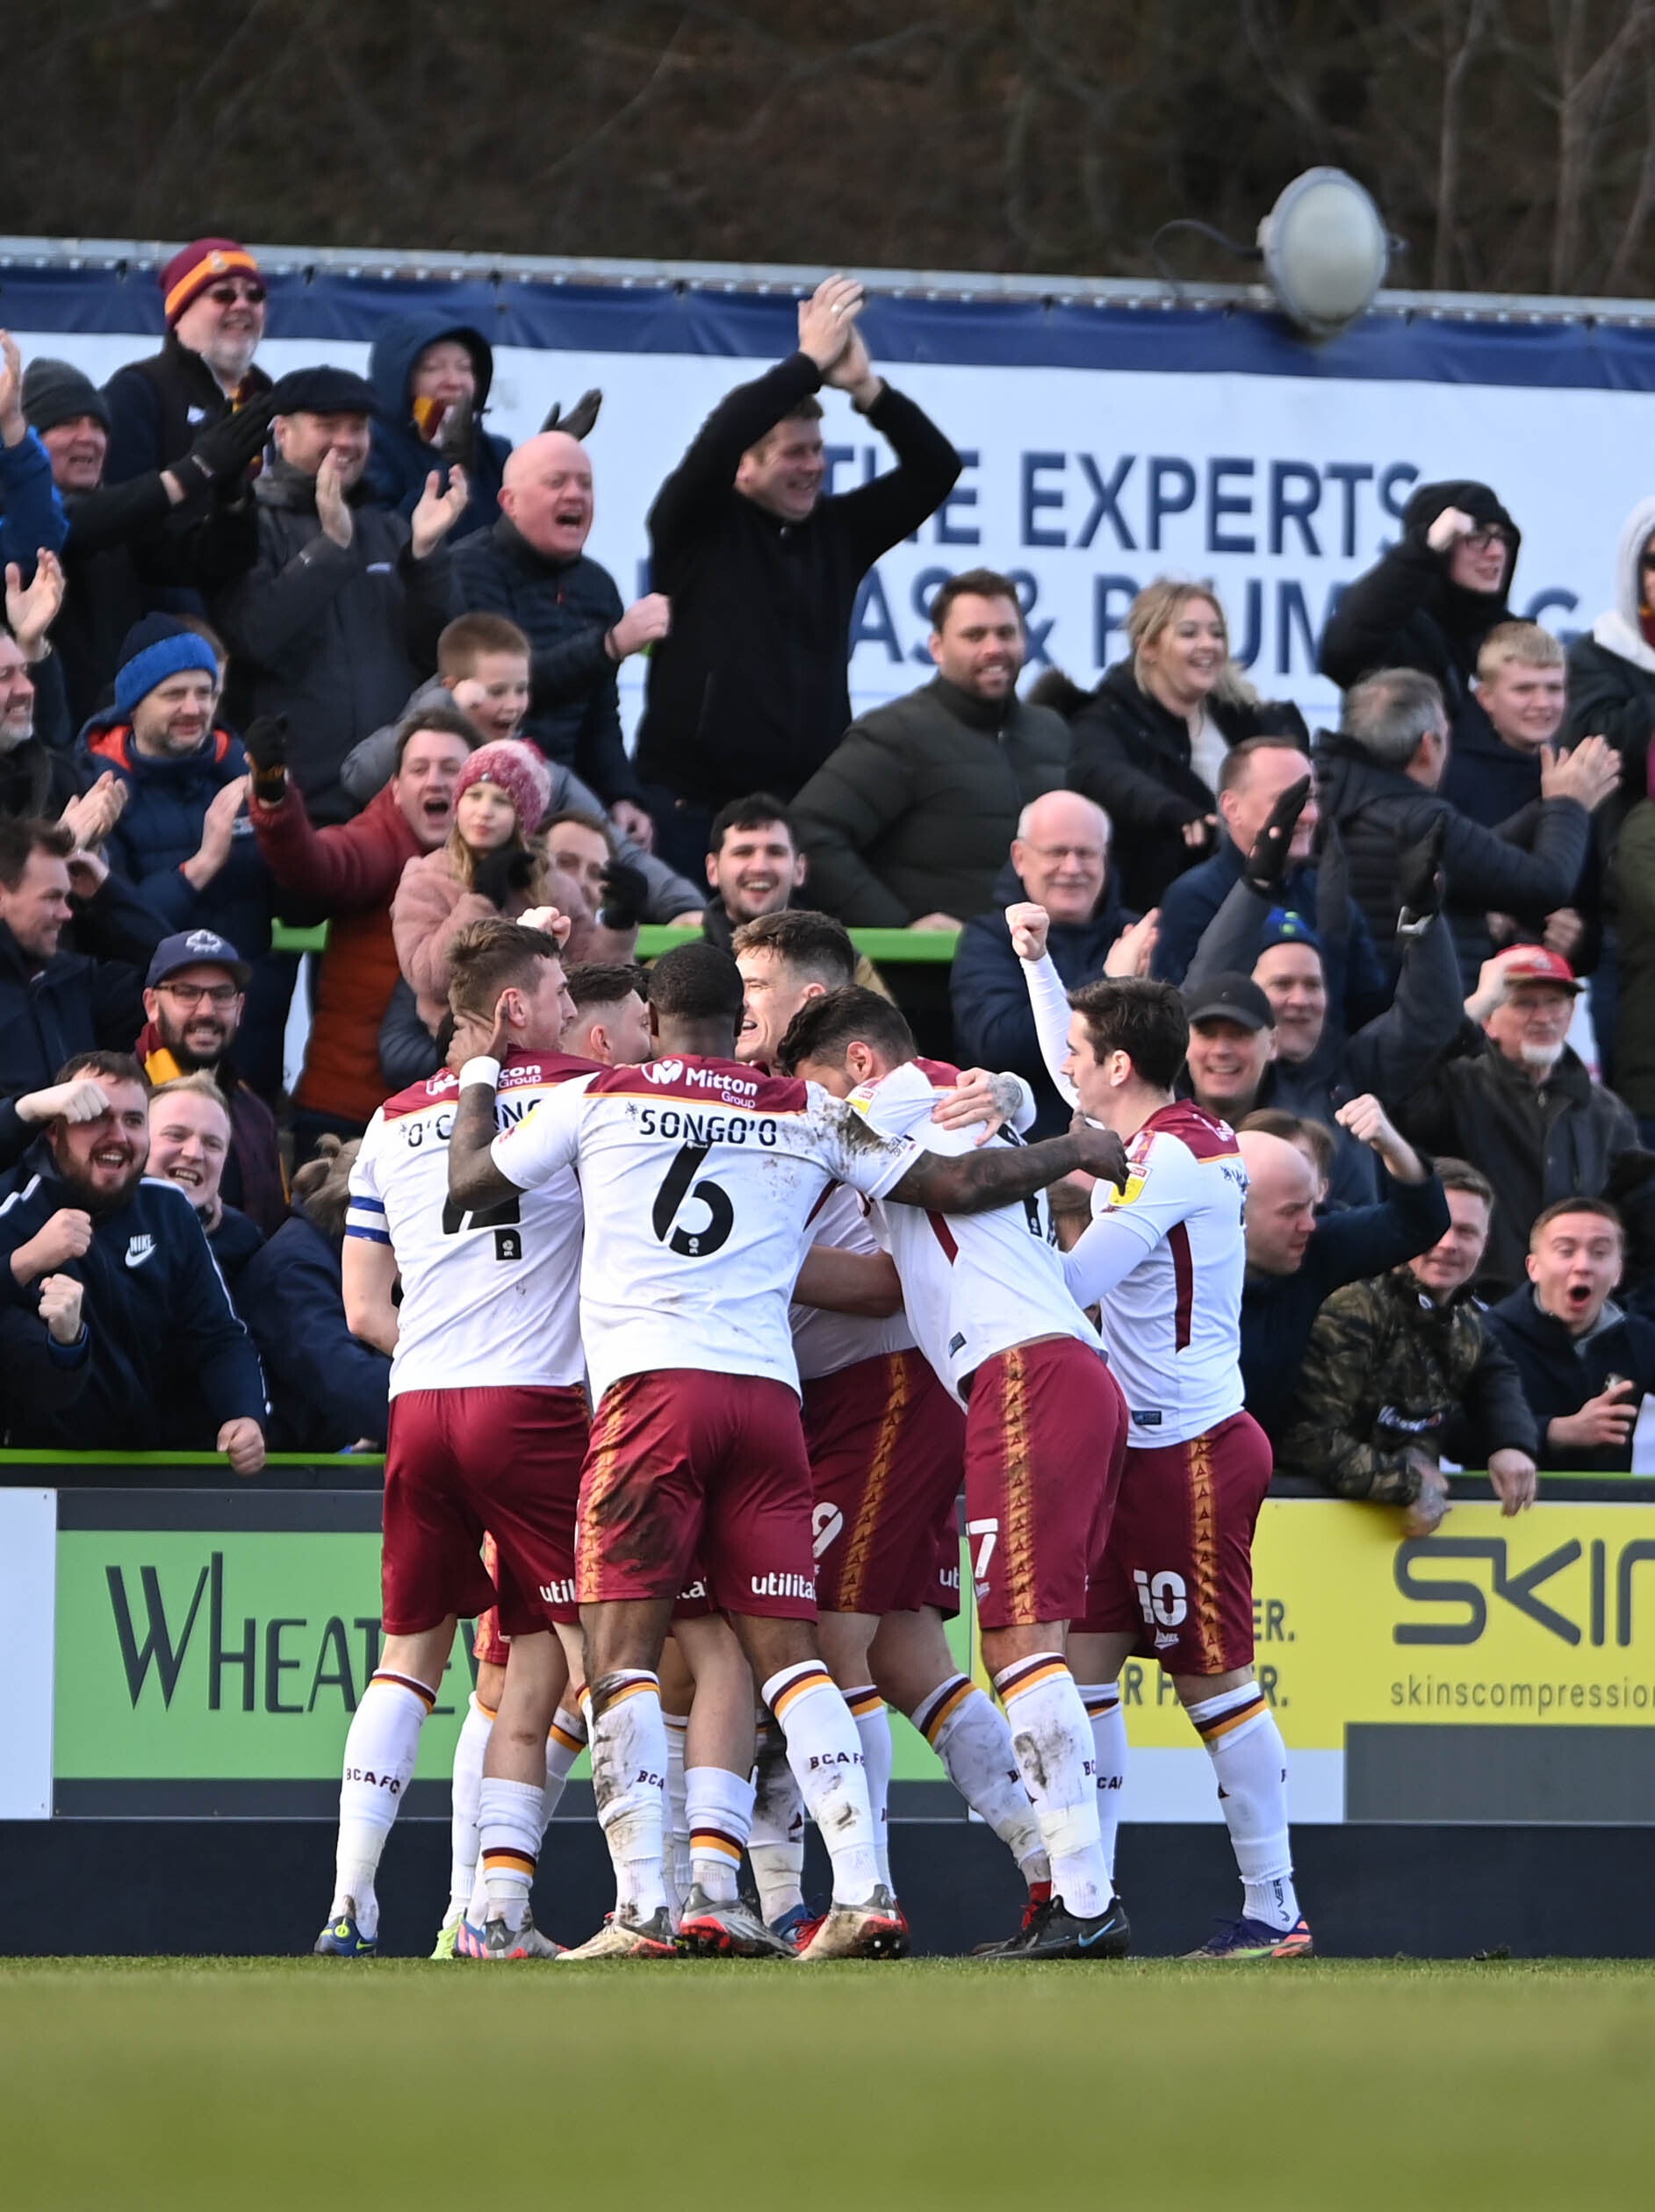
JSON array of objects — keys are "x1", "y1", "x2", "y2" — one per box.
[{"x1": 8, "y1": 0, "x2": 1655, "y2": 296}]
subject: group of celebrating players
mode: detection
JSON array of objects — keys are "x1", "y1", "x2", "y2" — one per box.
[{"x1": 315, "y1": 894, "x2": 1308, "y2": 1964}]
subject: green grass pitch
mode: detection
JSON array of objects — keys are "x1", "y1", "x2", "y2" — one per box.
[{"x1": 4, "y1": 1958, "x2": 1651, "y2": 2209}]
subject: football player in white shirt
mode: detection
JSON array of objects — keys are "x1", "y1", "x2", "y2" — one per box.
[
  {"x1": 738, "y1": 911, "x2": 1050, "y2": 1944},
  {"x1": 446, "y1": 941, "x2": 1126, "y2": 1959},
  {"x1": 318, "y1": 920, "x2": 590, "y2": 1962},
  {"x1": 781, "y1": 986, "x2": 1135, "y2": 1962},
  {"x1": 1013, "y1": 903, "x2": 1312, "y2": 1960}
]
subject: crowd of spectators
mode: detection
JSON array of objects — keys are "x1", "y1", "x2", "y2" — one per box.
[{"x1": 1, "y1": 243, "x2": 1652, "y2": 1511}]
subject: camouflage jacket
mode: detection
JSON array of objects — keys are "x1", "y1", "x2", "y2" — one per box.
[{"x1": 1276, "y1": 1267, "x2": 1538, "y2": 1502}]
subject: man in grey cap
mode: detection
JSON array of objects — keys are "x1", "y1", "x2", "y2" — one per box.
[{"x1": 214, "y1": 367, "x2": 469, "y2": 823}]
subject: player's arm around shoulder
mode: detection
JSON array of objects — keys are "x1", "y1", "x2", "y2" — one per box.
[{"x1": 886, "y1": 1109, "x2": 1128, "y2": 1217}]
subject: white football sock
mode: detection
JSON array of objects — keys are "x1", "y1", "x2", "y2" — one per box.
[
  {"x1": 663, "y1": 1711, "x2": 690, "y2": 1922},
  {"x1": 478, "y1": 1776, "x2": 543, "y2": 1932},
  {"x1": 544, "y1": 1704, "x2": 586, "y2": 1824},
  {"x1": 445, "y1": 1691, "x2": 492, "y2": 1921},
  {"x1": 589, "y1": 1671, "x2": 669, "y2": 1921},
  {"x1": 910, "y1": 1673, "x2": 1048, "y2": 1887},
  {"x1": 1076, "y1": 1681, "x2": 1127, "y2": 1885},
  {"x1": 686, "y1": 1764, "x2": 755, "y2": 1907},
  {"x1": 844, "y1": 1686, "x2": 894, "y2": 1890},
  {"x1": 994, "y1": 1654, "x2": 1111, "y2": 1920},
  {"x1": 749, "y1": 1719, "x2": 807, "y2": 1921},
  {"x1": 762, "y1": 1662, "x2": 880, "y2": 1906},
  {"x1": 330, "y1": 1670, "x2": 435, "y2": 1940},
  {"x1": 1187, "y1": 1679, "x2": 1299, "y2": 1929}
]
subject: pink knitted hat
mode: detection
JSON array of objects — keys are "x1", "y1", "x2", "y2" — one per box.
[{"x1": 454, "y1": 739, "x2": 553, "y2": 832}]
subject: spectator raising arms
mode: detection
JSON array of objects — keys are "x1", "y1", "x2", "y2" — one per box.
[
  {"x1": 1319, "y1": 478, "x2": 1519, "y2": 764},
  {"x1": 392, "y1": 737, "x2": 557, "y2": 1031},
  {"x1": 635, "y1": 275, "x2": 961, "y2": 870},
  {"x1": 362, "y1": 314, "x2": 510, "y2": 542},
  {"x1": 0, "y1": 1051, "x2": 267, "y2": 1464},
  {"x1": 1040, "y1": 578, "x2": 1306, "y2": 916},
  {"x1": 215, "y1": 367, "x2": 465, "y2": 826},
  {"x1": 0, "y1": 329, "x2": 70, "y2": 590},
  {"x1": 247, "y1": 704, "x2": 479, "y2": 1153}
]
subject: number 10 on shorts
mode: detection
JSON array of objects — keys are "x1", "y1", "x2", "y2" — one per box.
[{"x1": 967, "y1": 1518, "x2": 999, "y2": 1595}]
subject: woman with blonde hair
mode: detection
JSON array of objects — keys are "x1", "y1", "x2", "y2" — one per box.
[
  {"x1": 1040, "y1": 578, "x2": 1305, "y2": 913},
  {"x1": 391, "y1": 737, "x2": 555, "y2": 1031}
]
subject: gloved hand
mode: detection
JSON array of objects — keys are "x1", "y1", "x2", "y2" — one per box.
[
  {"x1": 541, "y1": 389, "x2": 603, "y2": 440},
  {"x1": 1397, "y1": 815, "x2": 1448, "y2": 922},
  {"x1": 242, "y1": 715, "x2": 290, "y2": 801},
  {"x1": 597, "y1": 858, "x2": 649, "y2": 932},
  {"x1": 472, "y1": 847, "x2": 538, "y2": 910},
  {"x1": 1243, "y1": 776, "x2": 1312, "y2": 896},
  {"x1": 170, "y1": 396, "x2": 276, "y2": 499}
]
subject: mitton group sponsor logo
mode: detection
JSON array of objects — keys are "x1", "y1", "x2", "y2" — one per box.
[{"x1": 644, "y1": 1059, "x2": 760, "y2": 1104}]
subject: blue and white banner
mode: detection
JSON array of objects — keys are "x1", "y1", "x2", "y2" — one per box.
[{"x1": 7, "y1": 262, "x2": 1653, "y2": 729}]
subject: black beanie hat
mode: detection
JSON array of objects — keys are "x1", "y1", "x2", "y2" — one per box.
[{"x1": 21, "y1": 357, "x2": 112, "y2": 436}]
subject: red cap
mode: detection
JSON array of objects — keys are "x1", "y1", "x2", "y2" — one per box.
[
  {"x1": 162, "y1": 238, "x2": 263, "y2": 327},
  {"x1": 1500, "y1": 946, "x2": 1583, "y2": 994}
]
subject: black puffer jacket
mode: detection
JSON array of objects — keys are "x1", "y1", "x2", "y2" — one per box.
[
  {"x1": 1050, "y1": 660, "x2": 1306, "y2": 913},
  {"x1": 1320, "y1": 478, "x2": 1516, "y2": 745},
  {"x1": 102, "y1": 334, "x2": 273, "y2": 485},
  {"x1": 1314, "y1": 729, "x2": 1591, "y2": 982},
  {"x1": 791, "y1": 677, "x2": 1069, "y2": 926},
  {"x1": 213, "y1": 459, "x2": 458, "y2": 825},
  {"x1": 450, "y1": 521, "x2": 641, "y2": 807}
]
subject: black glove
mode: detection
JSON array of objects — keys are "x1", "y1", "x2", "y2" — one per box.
[
  {"x1": 597, "y1": 858, "x2": 649, "y2": 932},
  {"x1": 242, "y1": 714, "x2": 289, "y2": 801},
  {"x1": 170, "y1": 397, "x2": 276, "y2": 499},
  {"x1": 1397, "y1": 815, "x2": 1448, "y2": 923},
  {"x1": 435, "y1": 393, "x2": 474, "y2": 463},
  {"x1": 472, "y1": 848, "x2": 537, "y2": 910},
  {"x1": 1242, "y1": 776, "x2": 1312, "y2": 896},
  {"x1": 541, "y1": 389, "x2": 603, "y2": 440}
]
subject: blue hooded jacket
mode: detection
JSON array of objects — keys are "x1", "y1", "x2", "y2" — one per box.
[
  {"x1": 362, "y1": 312, "x2": 509, "y2": 542},
  {"x1": 75, "y1": 710, "x2": 273, "y2": 960}
]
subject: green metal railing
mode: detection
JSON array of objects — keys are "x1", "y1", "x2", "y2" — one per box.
[{"x1": 270, "y1": 920, "x2": 961, "y2": 960}]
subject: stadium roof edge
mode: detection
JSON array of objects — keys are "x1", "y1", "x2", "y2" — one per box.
[{"x1": 4, "y1": 234, "x2": 1655, "y2": 326}]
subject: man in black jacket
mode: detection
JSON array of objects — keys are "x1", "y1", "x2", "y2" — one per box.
[
  {"x1": 635, "y1": 275, "x2": 961, "y2": 873},
  {"x1": 451, "y1": 431, "x2": 662, "y2": 840},
  {"x1": 0, "y1": 1051, "x2": 266, "y2": 1463},
  {"x1": 1315, "y1": 666, "x2": 1615, "y2": 981},
  {"x1": 0, "y1": 815, "x2": 163, "y2": 1156},
  {"x1": 102, "y1": 238, "x2": 273, "y2": 486},
  {"x1": 793, "y1": 569, "x2": 1069, "y2": 930},
  {"x1": 1485, "y1": 1198, "x2": 1655, "y2": 1473},
  {"x1": 1235, "y1": 1107, "x2": 1450, "y2": 1444},
  {"x1": 214, "y1": 367, "x2": 466, "y2": 825}
]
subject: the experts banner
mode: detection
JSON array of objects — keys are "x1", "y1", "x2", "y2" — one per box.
[
  {"x1": 40, "y1": 1490, "x2": 1655, "y2": 1827},
  {"x1": 9, "y1": 259, "x2": 1655, "y2": 731}
]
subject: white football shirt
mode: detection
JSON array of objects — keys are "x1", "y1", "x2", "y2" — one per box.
[
  {"x1": 346, "y1": 1052, "x2": 592, "y2": 1399},
  {"x1": 491, "y1": 1054, "x2": 919, "y2": 1405},
  {"x1": 1062, "y1": 1101, "x2": 1248, "y2": 1447},
  {"x1": 790, "y1": 1179, "x2": 917, "y2": 1384},
  {"x1": 853, "y1": 1059, "x2": 1104, "y2": 1409}
]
